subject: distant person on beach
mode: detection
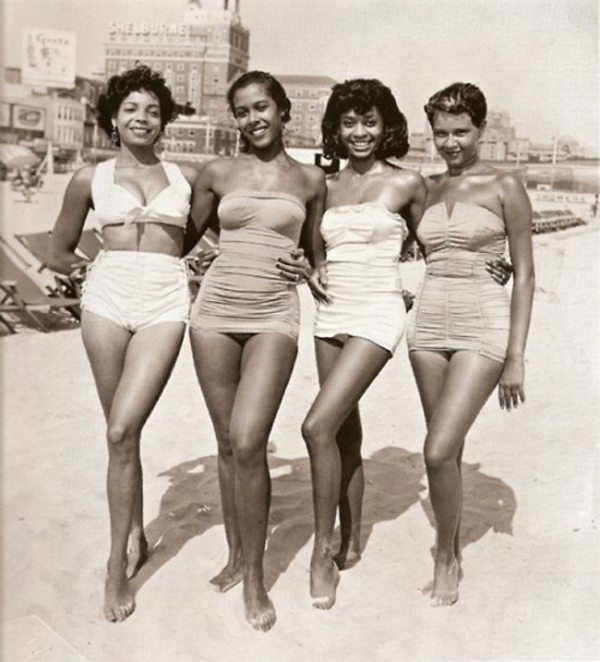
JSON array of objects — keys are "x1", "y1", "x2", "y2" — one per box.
[
  {"x1": 300, "y1": 78, "x2": 427, "y2": 609},
  {"x1": 186, "y1": 71, "x2": 324, "y2": 631},
  {"x1": 407, "y1": 82, "x2": 534, "y2": 605},
  {"x1": 47, "y1": 65, "x2": 203, "y2": 623}
]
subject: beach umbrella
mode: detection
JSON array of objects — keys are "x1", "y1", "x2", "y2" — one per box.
[{"x1": 0, "y1": 144, "x2": 41, "y2": 168}]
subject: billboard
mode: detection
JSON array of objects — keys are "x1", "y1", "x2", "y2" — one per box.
[
  {"x1": 22, "y1": 28, "x2": 76, "y2": 87},
  {"x1": 12, "y1": 105, "x2": 46, "y2": 132}
]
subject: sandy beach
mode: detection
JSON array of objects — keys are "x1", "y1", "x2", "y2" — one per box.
[{"x1": 2, "y1": 174, "x2": 599, "y2": 661}]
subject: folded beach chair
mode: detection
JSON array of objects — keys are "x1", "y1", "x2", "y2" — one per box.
[
  {"x1": 16, "y1": 228, "x2": 104, "y2": 270},
  {"x1": 0, "y1": 244, "x2": 80, "y2": 333}
]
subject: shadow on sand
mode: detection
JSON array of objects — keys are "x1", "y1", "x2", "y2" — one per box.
[{"x1": 130, "y1": 446, "x2": 516, "y2": 595}]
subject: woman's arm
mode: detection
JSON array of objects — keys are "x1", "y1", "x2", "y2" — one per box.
[
  {"x1": 499, "y1": 172, "x2": 535, "y2": 410},
  {"x1": 47, "y1": 166, "x2": 95, "y2": 275},
  {"x1": 399, "y1": 171, "x2": 427, "y2": 260},
  {"x1": 183, "y1": 160, "x2": 220, "y2": 256}
]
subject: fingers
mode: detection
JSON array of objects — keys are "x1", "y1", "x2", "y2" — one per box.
[{"x1": 498, "y1": 384, "x2": 525, "y2": 411}]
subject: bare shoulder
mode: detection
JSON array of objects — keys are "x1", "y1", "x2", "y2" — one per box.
[
  {"x1": 386, "y1": 164, "x2": 426, "y2": 194},
  {"x1": 497, "y1": 169, "x2": 527, "y2": 196},
  {"x1": 68, "y1": 163, "x2": 96, "y2": 190},
  {"x1": 177, "y1": 162, "x2": 202, "y2": 186},
  {"x1": 198, "y1": 156, "x2": 234, "y2": 185},
  {"x1": 298, "y1": 161, "x2": 326, "y2": 194}
]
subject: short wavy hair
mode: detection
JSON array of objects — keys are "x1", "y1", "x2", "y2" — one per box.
[
  {"x1": 227, "y1": 70, "x2": 292, "y2": 153},
  {"x1": 96, "y1": 64, "x2": 178, "y2": 145},
  {"x1": 321, "y1": 79, "x2": 409, "y2": 160},
  {"x1": 424, "y1": 82, "x2": 487, "y2": 128}
]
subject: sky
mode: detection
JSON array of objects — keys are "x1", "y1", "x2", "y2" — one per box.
[{"x1": 1, "y1": 0, "x2": 598, "y2": 151}]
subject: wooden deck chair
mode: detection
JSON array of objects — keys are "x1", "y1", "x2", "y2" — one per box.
[
  {"x1": 0, "y1": 245, "x2": 80, "y2": 333},
  {"x1": 15, "y1": 231, "x2": 53, "y2": 272}
]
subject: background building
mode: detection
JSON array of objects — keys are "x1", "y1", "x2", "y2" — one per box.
[{"x1": 275, "y1": 74, "x2": 337, "y2": 148}]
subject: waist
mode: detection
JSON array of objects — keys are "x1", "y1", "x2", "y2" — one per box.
[
  {"x1": 425, "y1": 250, "x2": 500, "y2": 279},
  {"x1": 100, "y1": 224, "x2": 184, "y2": 256}
]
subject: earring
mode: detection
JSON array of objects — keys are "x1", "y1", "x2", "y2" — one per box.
[{"x1": 111, "y1": 126, "x2": 119, "y2": 145}]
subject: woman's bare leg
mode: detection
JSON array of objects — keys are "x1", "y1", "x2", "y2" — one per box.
[
  {"x1": 189, "y1": 331, "x2": 244, "y2": 593},
  {"x1": 82, "y1": 312, "x2": 185, "y2": 622},
  {"x1": 313, "y1": 339, "x2": 364, "y2": 570},
  {"x1": 410, "y1": 350, "x2": 503, "y2": 606},
  {"x1": 302, "y1": 337, "x2": 390, "y2": 608},
  {"x1": 191, "y1": 330, "x2": 297, "y2": 631}
]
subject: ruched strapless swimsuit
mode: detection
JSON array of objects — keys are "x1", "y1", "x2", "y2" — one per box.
[
  {"x1": 190, "y1": 190, "x2": 306, "y2": 340},
  {"x1": 314, "y1": 202, "x2": 408, "y2": 354},
  {"x1": 407, "y1": 201, "x2": 510, "y2": 362}
]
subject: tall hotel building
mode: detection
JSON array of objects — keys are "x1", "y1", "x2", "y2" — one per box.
[{"x1": 103, "y1": 0, "x2": 249, "y2": 155}]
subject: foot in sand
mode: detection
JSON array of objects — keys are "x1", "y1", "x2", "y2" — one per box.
[
  {"x1": 104, "y1": 564, "x2": 135, "y2": 622},
  {"x1": 126, "y1": 531, "x2": 148, "y2": 580},
  {"x1": 430, "y1": 556, "x2": 459, "y2": 607},
  {"x1": 243, "y1": 577, "x2": 276, "y2": 632},
  {"x1": 334, "y1": 548, "x2": 362, "y2": 571},
  {"x1": 311, "y1": 554, "x2": 341, "y2": 609},
  {"x1": 209, "y1": 558, "x2": 244, "y2": 593}
]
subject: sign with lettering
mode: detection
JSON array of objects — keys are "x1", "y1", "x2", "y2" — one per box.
[
  {"x1": 21, "y1": 28, "x2": 76, "y2": 87},
  {"x1": 108, "y1": 22, "x2": 189, "y2": 36}
]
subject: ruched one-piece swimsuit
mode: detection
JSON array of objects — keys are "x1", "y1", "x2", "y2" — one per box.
[
  {"x1": 190, "y1": 190, "x2": 306, "y2": 340},
  {"x1": 314, "y1": 202, "x2": 408, "y2": 354},
  {"x1": 407, "y1": 201, "x2": 510, "y2": 362}
]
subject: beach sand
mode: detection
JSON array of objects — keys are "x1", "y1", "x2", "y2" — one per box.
[{"x1": 2, "y1": 175, "x2": 599, "y2": 661}]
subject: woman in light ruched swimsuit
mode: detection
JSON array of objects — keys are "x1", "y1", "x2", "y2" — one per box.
[
  {"x1": 48, "y1": 66, "x2": 202, "y2": 623},
  {"x1": 187, "y1": 71, "x2": 325, "y2": 632},
  {"x1": 302, "y1": 79, "x2": 427, "y2": 609},
  {"x1": 407, "y1": 83, "x2": 534, "y2": 606}
]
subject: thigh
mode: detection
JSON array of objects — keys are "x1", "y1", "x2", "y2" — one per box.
[
  {"x1": 426, "y1": 351, "x2": 504, "y2": 458},
  {"x1": 189, "y1": 330, "x2": 243, "y2": 441},
  {"x1": 409, "y1": 350, "x2": 451, "y2": 425},
  {"x1": 230, "y1": 333, "x2": 298, "y2": 445},
  {"x1": 108, "y1": 322, "x2": 186, "y2": 430},
  {"x1": 81, "y1": 310, "x2": 132, "y2": 419},
  {"x1": 308, "y1": 337, "x2": 390, "y2": 433}
]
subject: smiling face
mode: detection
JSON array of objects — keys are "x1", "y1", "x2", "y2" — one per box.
[
  {"x1": 431, "y1": 111, "x2": 485, "y2": 171},
  {"x1": 113, "y1": 89, "x2": 163, "y2": 147},
  {"x1": 338, "y1": 106, "x2": 384, "y2": 161},
  {"x1": 231, "y1": 82, "x2": 284, "y2": 151}
]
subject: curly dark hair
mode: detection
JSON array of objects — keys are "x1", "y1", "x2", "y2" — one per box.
[
  {"x1": 96, "y1": 64, "x2": 178, "y2": 145},
  {"x1": 424, "y1": 82, "x2": 487, "y2": 128},
  {"x1": 321, "y1": 79, "x2": 409, "y2": 160},
  {"x1": 226, "y1": 70, "x2": 291, "y2": 153}
]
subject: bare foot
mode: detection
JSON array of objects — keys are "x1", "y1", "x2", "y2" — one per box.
[
  {"x1": 243, "y1": 578, "x2": 276, "y2": 632},
  {"x1": 209, "y1": 560, "x2": 244, "y2": 593},
  {"x1": 333, "y1": 548, "x2": 362, "y2": 571},
  {"x1": 311, "y1": 555, "x2": 340, "y2": 609},
  {"x1": 431, "y1": 557, "x2": 459, "y2": 607},
  {"x1": 421, "y1": 558, "x2": 463, "y2": 595},
  {"x1": 104, "y1": 565, "x2": 135, "y2": 622},
  {"x1": 126, "y1": 533, "x2": 148, "y2": 580}
]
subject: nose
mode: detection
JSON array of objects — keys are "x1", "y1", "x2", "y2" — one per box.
[
  {"x1": 444, "y1": 133, "x2": 457, "y2": 147},
  {"x1": 352, "y1": 122, "x2": 367, "y2": 137}
]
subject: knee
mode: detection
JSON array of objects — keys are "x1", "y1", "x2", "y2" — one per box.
[
  {"x1": 230, "y1": 431, "x2": 265, "y2": 470},
  {"x1": 424, "y1": 435, "x2": 457, "y2": 472},
  {"x1": 301, "y1": 413, "x2": 332, "y2": 452},
  {"x1": 106, "y1": 421, "x2": 139, "y2": 458}
]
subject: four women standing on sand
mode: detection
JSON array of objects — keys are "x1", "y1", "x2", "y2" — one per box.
[{"x1": 49, "y1": 64, "x2": 532, "y2": 630}]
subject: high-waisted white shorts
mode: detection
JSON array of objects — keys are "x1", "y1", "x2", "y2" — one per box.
[{"x1": 81, "y1": 250, "x2": 190, "y2": 332}]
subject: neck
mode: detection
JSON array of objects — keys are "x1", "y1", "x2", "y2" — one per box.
[
  {"x1": 347, "y1": 154, "x2": 381, "y2": 176},
  {"x1": 248, "y1": 137, "x2": 286, "y2": 163},
  {"x1": 447, "y1": 154, "x2": 480, "y2": 177},
  {"x1": 116, "y1": 144, "x2": 160, "y2": 166}
]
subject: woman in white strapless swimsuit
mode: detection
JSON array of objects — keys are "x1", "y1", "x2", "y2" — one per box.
[{"x1": 301, "y1": 79, "x2": 427, "y2": 609}]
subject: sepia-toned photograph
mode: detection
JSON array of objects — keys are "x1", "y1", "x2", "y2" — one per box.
[{"x1": 1, "y1": 0, "x2": 598, "y2": 660}]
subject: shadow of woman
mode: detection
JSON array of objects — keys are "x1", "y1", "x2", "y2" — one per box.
[{"x1": 130, "y1": 446, "x2": 516, "y2": 596}]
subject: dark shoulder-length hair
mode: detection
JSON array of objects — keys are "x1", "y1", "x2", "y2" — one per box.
[
  {"x1": 321, "y1": 79, "x2": 409, "y2": 160},
  {"x1": 424, "y1": 82, "x2": 487, "y2": 128},
  {"x1": 227, "y1": 70, "x2": 291, "y2": 153},
  {"x1": 96, "y1": 64, "x2": 178, "y2": 145}
]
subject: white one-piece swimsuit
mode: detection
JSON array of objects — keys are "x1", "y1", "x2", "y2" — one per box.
[{"x1": 314, "y1": 202, "x2": 408, "y2": 354}]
